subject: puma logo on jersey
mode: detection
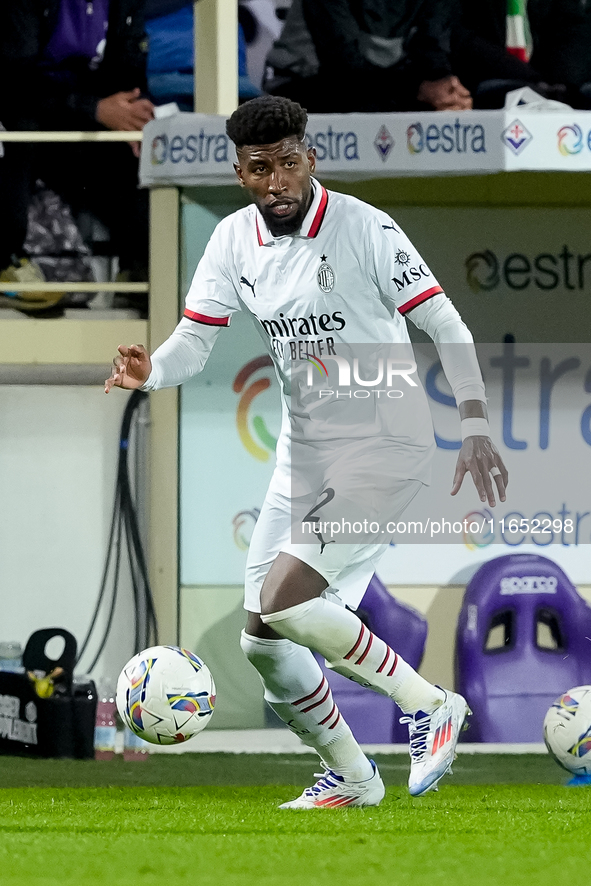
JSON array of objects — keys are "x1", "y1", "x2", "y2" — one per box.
[
  {"x1": 240, "y1": 276, "x2": 256, "y2": 297},
  {"x1": 382, "y1": 223, "x2": 399, "y2": 232}
]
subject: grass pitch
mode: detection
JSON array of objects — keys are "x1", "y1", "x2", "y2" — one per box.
[{"x1": 0, "y1": 753, "x2": 589, "y2": 886}]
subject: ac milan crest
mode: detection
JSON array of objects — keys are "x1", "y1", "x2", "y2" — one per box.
[{"x1": 317, "y1": 255, "x2": 335, "y2": 292}]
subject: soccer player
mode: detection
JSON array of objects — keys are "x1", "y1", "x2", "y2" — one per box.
[{"x1": 106, "y1": 96, "x2": 507, "y2": 809}]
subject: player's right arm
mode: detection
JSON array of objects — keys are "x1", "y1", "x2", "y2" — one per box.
[
  {"x1": 105, "y1": 216, "x2": 241, "y2": 394},
  {"x1": 104, "y1": 323, "x2": 222, "y2": 393}
]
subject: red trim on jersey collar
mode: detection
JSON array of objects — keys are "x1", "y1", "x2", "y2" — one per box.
[
  {"x1": 184, "y1": 309, "x2": 230, "y2": 327},
  {"x1": 398, "y1": 285, "x2": 444, "y2": 316},
  {"x1": 255, "y1": 217, "x2": 264, "y2": 246},
  {"x1": 254, "y1": 181, "x2": 329, "y2": 245},
  {"x1": 306, "y1": 185, "x2": 329, "y2": 238}
]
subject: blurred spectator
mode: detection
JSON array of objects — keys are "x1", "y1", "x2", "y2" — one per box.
[
  {"x1": 451, "y1": 0, "x2": 591, "y2": 109},
  {"x1": 529, "y1": 0, "x2": 591, "y2": 108},
  {"x1": 266, "y1": 0, "x2": 472, "y2": 112},
  {"x1": 145, "y1": 1, "x2": 261, "y2": 109},
  {"x1": 0, "y1": 0, "x2": 153, "y2": 294}
]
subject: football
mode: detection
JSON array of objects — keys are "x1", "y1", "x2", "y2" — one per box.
[
  {"x1": 116, "y1": 645, "x2": 216, "y2": 745},
  {"x1": 543, "y1": 686, "x2": 591, "y2": 774}
]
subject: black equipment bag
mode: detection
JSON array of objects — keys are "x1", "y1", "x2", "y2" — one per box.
[{"x1": 0, "y1": 628, "x2": 97, "y2": 758}]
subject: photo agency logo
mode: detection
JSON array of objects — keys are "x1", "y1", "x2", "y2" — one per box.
[{"x1": 303, "y1": 354, "x2": 418, "y2": 399}]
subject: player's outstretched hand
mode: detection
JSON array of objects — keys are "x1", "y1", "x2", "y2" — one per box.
[
  {"x1": 450, "y1": 436, "x2": 508, "y2": 507},
  {"x1": 105, "y1": 344, "x2": 151, "y2": 393}
]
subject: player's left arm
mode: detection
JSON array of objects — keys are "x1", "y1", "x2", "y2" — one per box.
[{"x1": 408, "y1": 293, "x2": 508, "y2": 507}]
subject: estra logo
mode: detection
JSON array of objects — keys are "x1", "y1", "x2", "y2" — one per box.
[
  {"x1": 557, "y1": 124, "x2": 585, "y2": 156},
  {"x1": 407, "y1": 119, "x2": 486, "y2": 154}
]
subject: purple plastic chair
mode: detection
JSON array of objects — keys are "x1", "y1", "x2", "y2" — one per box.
[
  {"x1": 317, "y1": 574, "x2": 428, "y2": 743},
  {"x1": 456, "y1": 553, "x2": 591, "y2": 743}
]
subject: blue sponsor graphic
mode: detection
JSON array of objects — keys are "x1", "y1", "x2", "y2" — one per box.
[
  {"x1": 151, "y1": 130, "x2": 230, "y2": 166},
  {"x1": 407, "y1": 119, "x2": 486, "y2": 154},
  {"x1": 426, "y1": 343, "x2": 591, "y2": 453},
  {"x1": 306, "y1": 126, "x2": 359, "y2": 162}
]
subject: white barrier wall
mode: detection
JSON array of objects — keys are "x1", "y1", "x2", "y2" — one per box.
[{"x1": 0, "y1": 386, "x2": 136, "y2": 684}]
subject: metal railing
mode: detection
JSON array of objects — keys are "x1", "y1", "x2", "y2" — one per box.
[{"x1": 0, "y1": 130, "x2": 148, "y2": 294}]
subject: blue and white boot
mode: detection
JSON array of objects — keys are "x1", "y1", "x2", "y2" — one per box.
[
  {"x1": 401, "y1": 690, "x2": 471, "y2": 797},
  {"x1": 279, "y1": 760, "x2": 385, "y2": 809}
]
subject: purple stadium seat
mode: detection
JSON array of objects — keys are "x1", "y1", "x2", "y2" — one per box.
[
  {"x1": 316, "y1": 574, "x2": 428, "y2": 743},
  {"x1": 455, "y1": 553, "x2": 591, "y2": 743}
]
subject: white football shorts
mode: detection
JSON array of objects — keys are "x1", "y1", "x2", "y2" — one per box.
[{"x1": 244, "y1": 470, "x2": 423, "y2": 613}]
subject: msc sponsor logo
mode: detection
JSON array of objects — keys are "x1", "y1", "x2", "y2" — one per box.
[
  {"x1": 392, "y1": 263, "x2": 431, "y2": 292},
  {"x1": 466, "y1": 246, "x2": 591, "y2": 292},
  {"x1": 407, "y1": 119, "x2": 486, "y2": 154},
  {"x1": 151, "y1": 130, "x2": 229, "y2": 165},
  {"x1": 306, "y1": 126, "x2": 359, "y2": 161}
]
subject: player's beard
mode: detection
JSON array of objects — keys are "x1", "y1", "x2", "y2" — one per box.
[{"x1": 259, "y1": 189, "x2": 313, "y2": 237}]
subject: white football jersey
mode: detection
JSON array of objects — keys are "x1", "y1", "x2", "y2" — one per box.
[{"x1": 184, "y1": 180, "x2": 442, "y2": 484}]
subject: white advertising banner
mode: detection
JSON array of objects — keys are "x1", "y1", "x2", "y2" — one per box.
[
  {"x1": 141, "y1": 110, "x2": 591, "y2": 187},
  {"x1": 180, "y1": 334, "x2": 591, "y2": 588}
]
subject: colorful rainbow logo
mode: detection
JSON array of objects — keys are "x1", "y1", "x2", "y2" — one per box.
[
  {"x1": 462, "y1": 508, "x2": 494, "y2": 550},
  {"x1": 232, "y1": 508, "x2": 261, "y2": 550},
  {"x1": 406, "y1": 122, "x2": 424, "y2": 154},
  {"x1": 306, "y1": 355, "x2": 328, "y2": 378},
  {"x1": 557, "y1": 124, "x2": 583, "y2": 156},
  {"x1": 233, "y1": 356, "x2": 277, "y2": 461}
]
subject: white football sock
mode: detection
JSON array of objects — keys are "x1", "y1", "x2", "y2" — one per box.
[
  {"x1": 240, "y1": 631, "x2": 373, "y2": 782},
  {"x1": 261, "y1": 598, "x2": 445, "y2": 715}
]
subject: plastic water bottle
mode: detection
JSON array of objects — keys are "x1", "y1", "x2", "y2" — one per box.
[
  {"x1": 123, "y1": 727, "x2": 149, "y2": 762},
  {"x1": 0, "y1": 641, "x2": 24, "y2": 673},
  {"x1": 94, "y1": 684, "x2": 117, "y2": 760}
]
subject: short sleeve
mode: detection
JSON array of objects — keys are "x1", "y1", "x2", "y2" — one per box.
[
  {"x1": 183, "y1": 219, "x2": 241, "y2": 327},
  {"x1": 367, "y1": 214, "x2": 444, "y2": 316}
]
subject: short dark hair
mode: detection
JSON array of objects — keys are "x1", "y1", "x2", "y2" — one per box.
[{"x1": 226, "y1": 96, "x2": 308, "y2": 148}]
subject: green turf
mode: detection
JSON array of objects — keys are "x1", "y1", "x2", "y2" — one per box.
[{"x1": 0, "y1": 754, "x2": 589, "y2": 886}]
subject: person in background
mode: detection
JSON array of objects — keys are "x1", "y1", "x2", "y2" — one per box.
[
  {"x1": 265, "y1": 0, "x2": 472, "y2": 112},
  {"x1": 451, "y1": 0, "x2": 591, "y2": 109},
  {"x1": 0, "y1": 0, "x2": 154, "y2": 305}
]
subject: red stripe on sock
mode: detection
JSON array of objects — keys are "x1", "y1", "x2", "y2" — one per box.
[
  {"x1": 301, "y1": 684, "x2": 331, "y2": 713},
  {"x1": 387, "y1": 653, "x2": 399, "y2": 677},
  {"x1": 293, "y1": 677, "x2": 326, "y2": 707},
  {"x1": 355, "y1": 632, "x2": 373, "y2": 665},
  {"x1": 344, "y1": 625, "x2": 366, "y2": 661},
  {"x1": 328, "y1": 712, "x2": 342, "y2": 730},
  {"x1": 377, "y1": 648, "x2": 391, "y2": 673},
  {"x1": 319, "y1": 702, "x2": 337, "y2": 726}
]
